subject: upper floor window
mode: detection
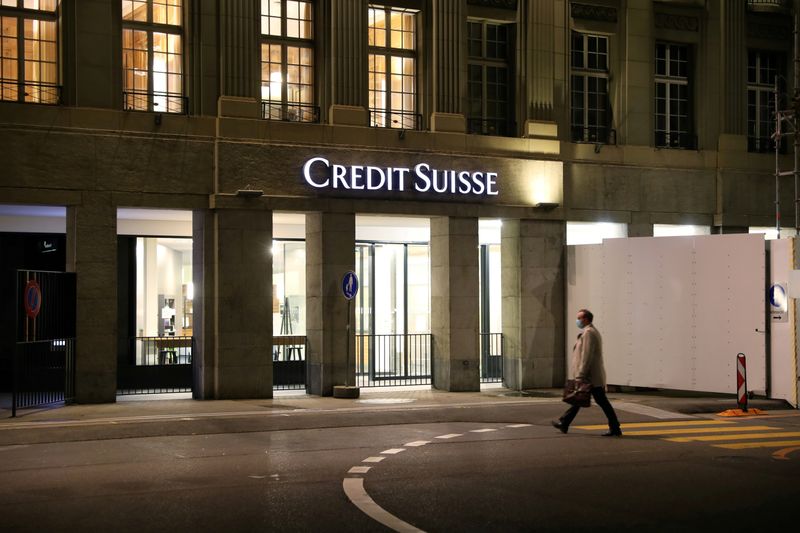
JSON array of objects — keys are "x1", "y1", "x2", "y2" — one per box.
[
  {"x1": 0, "y1": 0, "x2": 59, "y2": 104},
  {"x1": 570, "y1": 32, "x2": 610, "y2": 143},
  {"x1": 368, "y1": 5, "x2": 418, "y2": 130},
  {"x1": 747, "y1": 50, "x2": 784, "y2": 153},
  {"x1": 467, "y1": 21, "x2": 512, "y2": 136},
  {"x1": 655, "y1": 43, "x2": 694, "y2": 149},
  {"x1": 122, "y1": 0, "x2": 184, "y2": 113},
  {"x1": 260, "y1": 0, "x2": 316, "y2": 122}
]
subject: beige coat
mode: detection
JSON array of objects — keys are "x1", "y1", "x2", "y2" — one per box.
[{"x1": 570, "y1": 323, "x2": 607, "y2": 387}]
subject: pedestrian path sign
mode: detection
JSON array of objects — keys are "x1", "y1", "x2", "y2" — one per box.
[{"x1": 342, "y1": 271, "x2": 359, "y2": 300}]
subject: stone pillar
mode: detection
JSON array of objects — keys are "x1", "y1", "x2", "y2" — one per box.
[
  {"x1": 502, "y1": 219, "x2": 565, "y2": 390},
  {"x1": 526, "y1": 0, "x2": 556, "y2": 122},
  {"x1": 306, "y1": 212, "x2": 355, "y2": 396},
  {"x1": 429, "y1": 0, "x2": 465, "y2": 132},
  {"x1": 192, "y1": 208, "x2": 215, "y2": 399},
  {"x1": 219, "y1": 0, "x2": 259, "y2": 98},
  {"x1": 326, "y1": 0, "x2": 368, "y2": 124},
  {"x1": 197, "y1": 208, "x2": 273, "y2": 399},
  {"x1": 628, "y1": 213, "x2": 653, "y2": 237},
  {"x1": 720, "y1": 1, "x2": 746, "y2": 135},
  {"x1": 622, "y1": 0, "x2": 653, "y2": 146},
  {"x1": 430, "y1": 217, "x2": 479, "y2": 392},
  {"x1": 66, "y1": 192, "x2": 117, "y2": 403},
  {"x1": 64, "y1": 0, "x2": 119, "y2": 108}
]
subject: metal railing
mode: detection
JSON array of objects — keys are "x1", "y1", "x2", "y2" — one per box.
[
  {"x1": 655, "y1": 131, "x2": 697, "y2": 150},
  {"x1": 133, "y1": 336, "x2": 193, "y2": 366},
  {"x1": 273, "y1": 335, "x2": 307, "y2": 390},
  {"x1": 467, "y1": 118, "x2": 516, "y2": 137},
  {"x1": 356, "y1": 333, "x2": 432, "y2": 387},
  {"x1": 123, "y1": 90, "x2": 188, "y2": 114},
  {"x1": 747, "y1": 0, "x2": 790, "y2": 11},
  {"x1": 262, "y1": 102, "x2": 320, "y2": 122},
  {"x1": 369, "y1": 110, "x2": 423, "y2": 130},
  {"x1": 12, "y1": 338, "x2": 75, "y2": 416},
  {"x1": 480, "y1": 333, "x2": 503, "y2": 383},
  {"x1": 571, "y1": 126, "x2": 617, "y2": 145},
  {"x1": 0, "y1": 79, "x2": 61, "y2": 104}
]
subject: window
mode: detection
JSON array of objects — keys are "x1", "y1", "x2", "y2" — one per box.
[
  {"x1": 655, "y1": 43, "x2": 693, "y2": 148},
  {"x1": 368, "y1": 5, "x2": 418, "y2": 129},
  {"x1": 122, "y1": 0, "x2": 184, "y2": 113},
  {"x1": 260, "y1": 0, "x2": 316, "y2": 122},
  {"x1": 0, "y1": 0, "x2": 59, "y2": 104},
  {"x1": 467, "y1": 21, "x2": 512, "y2": 136},
  {"x1": 747, "y1": 50, "x2": 784, "y2": 153},
  {"x1": 571, "y1": 32, "x2": 610, "y2": 143}
]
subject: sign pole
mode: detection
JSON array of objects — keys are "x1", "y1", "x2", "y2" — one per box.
[{"x1": 334, "y1": 271, "x2": 360, "y2": 399}]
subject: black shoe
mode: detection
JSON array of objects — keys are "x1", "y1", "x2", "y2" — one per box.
[
  {"x1": 551, "y1": 420, "x2": 568, "y2": 434},
  {"x1": 602, "y1": 428, "x2": 623, "y2": 437}
]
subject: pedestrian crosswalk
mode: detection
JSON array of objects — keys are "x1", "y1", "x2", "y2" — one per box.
[{"x1": 573, "y1": 419, "x2": 800, "y2": 456}]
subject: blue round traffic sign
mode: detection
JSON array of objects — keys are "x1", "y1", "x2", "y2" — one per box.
[{"x1": 342, "y1": 271, "x2": 359, "y2": 300}]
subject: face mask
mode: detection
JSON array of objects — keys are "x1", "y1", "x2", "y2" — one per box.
[{"x1": 576, "y1": 319, "x2": 585, "y2": 329}]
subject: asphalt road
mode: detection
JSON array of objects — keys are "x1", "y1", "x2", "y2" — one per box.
[{"x1": 1, "y1": 399, "x2": 799, "y2": 532}]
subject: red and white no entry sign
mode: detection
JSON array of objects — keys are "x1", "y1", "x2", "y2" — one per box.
[{"x1": 24, "y1": 279, "x2": 42, "y2": 319}]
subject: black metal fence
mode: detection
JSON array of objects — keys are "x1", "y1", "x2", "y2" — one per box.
[
  {"x1": 0, "y1": 79, "x2": 61, "y2": 104},
  {"x1": 356, "y1": 334, "x2": 432, "y2": 387},
  {"x1": 116, "y1": 336, "x2": 193, "y2": 395},
  {"x1": 273, "y1": 335, "x2": 307, "y2": 390},
  {"x1": 133, "y1": 336, "x2": 193, "y2": 366},
  {"x1": 480, "y1": 333, "x2": 503, "y2": 383},
  {"x1": 467, "y1": 118, "x2": 516, "y2": 137},
  {"x1": 12, "y1": 339, "x2": 75, "y2": 416},
  {"x1": 262, "y1": 102, "x2": 320, "y2": 122},
  {"x1": 369, "y1": 110, "x2": 423, "y2": 130},
  {"x1": 123, "y1": 90, "x2": 188, "y2": 114},
  {"x1": 13, "y1": 270, "x2": 76, "y2": 416}
]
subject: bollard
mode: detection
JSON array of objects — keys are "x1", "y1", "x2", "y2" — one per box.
[{"x1": 736, "y1": 353, "x2": 748, "y2": 412}]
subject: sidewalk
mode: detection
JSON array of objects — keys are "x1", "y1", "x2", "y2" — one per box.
[{"x1": 1, "y1": 385, "x2": 793, "y2": 425}]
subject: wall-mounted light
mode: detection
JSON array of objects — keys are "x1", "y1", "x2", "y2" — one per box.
[
  {"x1": 235, "y1": 189, "x2": 264, "y2": 198},
  {"x1": 535, "y1": 202, "x2": 560, "y2": 210}
]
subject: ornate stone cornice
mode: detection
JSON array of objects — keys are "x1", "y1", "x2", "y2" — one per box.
[
  {"x1": 570, "y1": 3, "x2": 618, "y2": 23},
  {"x1": 467, "y1": 0, "x2": 518, "y2": 9},
  {"x1": 654, "y1": 12, "x2": 699, "y2": 32}
]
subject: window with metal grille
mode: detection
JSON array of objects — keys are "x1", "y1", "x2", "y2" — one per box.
[
  {"x1": 570, "y1": 32, "x2": 609, "y2": 143},
  {"x1": 747, "y1": 50, "x2": 784, "y2": 153},
  {"x1": 260, "y1": 0, "x2": 316, "y2": 122},
  {"x1": 0, "y1": 0, "x2": 59, "y2": 104},
  {"x1": 122, "y1": 0, "x2": 184, "y2": 113},
  {"x1": 654, "y1": 42, "x2": 693, "y2": 149},
  {"x1": 467, "y1": 21, "x2": 512, "y2": 136},
  {"x1": 368, "y1": 5, "x2": 418, "y2": 130}
]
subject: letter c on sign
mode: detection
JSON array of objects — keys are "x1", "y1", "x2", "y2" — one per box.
[{"x1": 303, "y1": 157, "x2": 330, "y2": 188}]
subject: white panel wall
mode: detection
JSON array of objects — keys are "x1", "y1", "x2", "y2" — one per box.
[
  {"x1": 769, "y1": 239, "x2": 797, "y2": 407},
  {"x1": 567, "y1": 234, "x2": 766, "y2": 395}
]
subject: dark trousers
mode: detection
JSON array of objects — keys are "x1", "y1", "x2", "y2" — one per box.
[{"x1": 560, "y1": 386, "x2": 620, "y2": 430}]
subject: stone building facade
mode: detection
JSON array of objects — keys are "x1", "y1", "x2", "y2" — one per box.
[{"x1": 0, "y1": 0, "x2": 794, "y2": 402}]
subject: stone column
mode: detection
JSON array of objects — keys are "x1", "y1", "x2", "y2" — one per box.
[
  {"x1": 430, "y1": 216, "x2": 479, "y2": 392},
  {"x1": 64, "y1": 0, "x2": 119, "y2": 109},
  {"x1": 720, "y1": 1, "x2": 746, "y2": 135},
  {"x1": 197, "y1": 208, "x2": 273, "y2": 399},
  {"x1": 502, "y1": 219, "x2": 565, "y2": 390},
  {"x1": 325, "y1": 0, "x2": 368, "y2": 125},
  {"x1": 192, "y1": 208, "x2": 215, "y2": 399},
  {"x1": 306, "y1": 212, "x2": 356, "y2": 396},
  {"x1": 628, "y1": 213, "x2": 653, "y2": 237},
  {"x1": 66, "y1": 192, "x2": 117, "y2": 403},
  {"x1": 429, "y1": 0, "x2": 465, "y2": 133},
  {"x1": 622, "y1": 0, "x2": 653, "y2": 146},
  {"x1": 219, "y1": 0, "x2": 259, "y2": 98}
]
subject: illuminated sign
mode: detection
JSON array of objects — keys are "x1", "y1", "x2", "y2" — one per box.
[{"x1": 302, "y1": 157, "x2": 499, "y2": 196}]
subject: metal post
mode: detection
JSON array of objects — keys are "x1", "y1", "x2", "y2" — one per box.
[
  {"x1": 346, "y1": 298, "x2": 351, "y2": 388},
  {"x1": 794, "y1": 5, "x2": 800, "y2": 234},
  {"x1": 776, "y1": 77, "x2": 782, "y2": 238}
]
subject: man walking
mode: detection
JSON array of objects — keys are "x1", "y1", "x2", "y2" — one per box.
[{"x1": 552, "y1": 309, "x2": 622, "y2": 437}]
